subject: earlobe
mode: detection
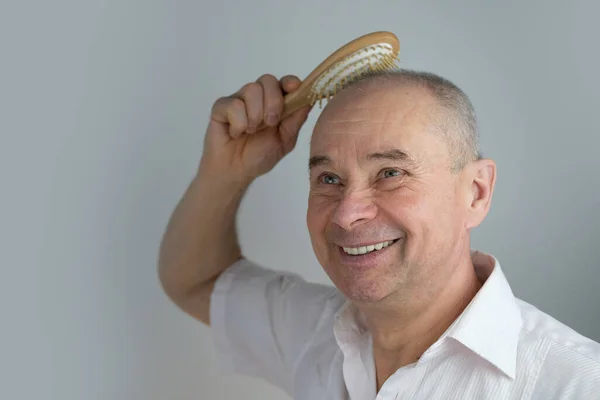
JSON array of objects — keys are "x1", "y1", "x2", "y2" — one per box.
[{"x1": 466, "y1": 159, "x2": 496, "y2": 229}]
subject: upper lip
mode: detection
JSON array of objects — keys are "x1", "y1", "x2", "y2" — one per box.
[{"x1": 336, "y1": 238, "x2": 400, "y2": 248}]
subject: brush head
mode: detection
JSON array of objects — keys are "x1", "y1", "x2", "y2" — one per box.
[
  {"x1": 280, "y1": 31, "x2": 400, "y2": 119},
  {"x1": 310, "y1": 42, "x2": 399, "y2": 107}
]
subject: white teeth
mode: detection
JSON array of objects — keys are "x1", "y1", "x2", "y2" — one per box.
[{"x1": 342, "y1": 240, "x2": 396, "y2": 255}]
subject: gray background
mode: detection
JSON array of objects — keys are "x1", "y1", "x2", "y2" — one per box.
[{"x1": 1, "y1": 0, "x2": 599, "y2": 399}]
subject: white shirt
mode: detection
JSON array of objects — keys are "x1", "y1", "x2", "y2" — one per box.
[{"x1": 210, "y1": 250, "x2": 600, "y2": 399}]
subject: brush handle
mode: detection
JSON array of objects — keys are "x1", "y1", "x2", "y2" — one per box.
[{"x1": 280, "y1": 87, "x2": 312, "y2": 120}]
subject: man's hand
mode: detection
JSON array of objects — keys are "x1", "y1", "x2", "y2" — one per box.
[{"x1": 201, "y1": 74, "x2": 312, "y2": 183}]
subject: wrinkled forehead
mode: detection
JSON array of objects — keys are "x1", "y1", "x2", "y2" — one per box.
[{"x1": 310, "y1": 85, "x2": 441, "y2": 160}]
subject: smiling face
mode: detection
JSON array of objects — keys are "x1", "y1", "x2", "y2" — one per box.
[{"x1": 307, "y1": 82, "x2": 479, "y2": 304}]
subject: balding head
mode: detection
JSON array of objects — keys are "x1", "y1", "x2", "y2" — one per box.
[{"x1": 316, "y1": 69, "x2": 481, "y2": 172}]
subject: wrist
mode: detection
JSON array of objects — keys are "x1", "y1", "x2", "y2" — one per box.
[{"x1": 196, "y1": 159, "x2": 253, "y2": 195}]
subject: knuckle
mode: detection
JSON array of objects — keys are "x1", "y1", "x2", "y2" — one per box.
[
  {"x1": 211, "y1": 96, "x2": 228, "y2": 111},
  {"x1": 213, "y1": 95, "x2": 227, "y2": 105},
  {"x1": 229, "y1": 97, "x2": 246, "y2": 112},
  {"x1": 258, "y1": 73, "x2": 277, "y2": 83},
  {"x1": 241, "y1": 82, "x2": 261, "y2": 96}
]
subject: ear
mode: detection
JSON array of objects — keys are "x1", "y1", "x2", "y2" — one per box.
[{"x1": 464, "y1": 158, "x2": 496, "y2": 230}]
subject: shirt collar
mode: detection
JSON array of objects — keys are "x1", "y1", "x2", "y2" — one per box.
[
  {"x1": 443, "y1": 250, "x2": 523, "y2": 379},
  {"x1": 333, "y1": 250, "x2": 523, "y2": 379}
]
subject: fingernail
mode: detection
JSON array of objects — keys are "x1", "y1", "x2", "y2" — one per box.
[{"x1": 266, "y1": 113, "x2": 279, "y2": 126}]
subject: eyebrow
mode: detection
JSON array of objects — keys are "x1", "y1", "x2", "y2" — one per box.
[
  {"x1": 308, "y1": 155, "x2": 330, "y2": 169},
  {"x1": 308, "y1": 148, "x2": 413, "y2": 170},
  {"x1": 367, "y1": 149, "x2": 412, "y2": 162}
]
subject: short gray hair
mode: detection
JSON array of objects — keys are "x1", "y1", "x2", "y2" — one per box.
[{"x1": 341, "y1": 68, "x2": 482, "y2": 171}]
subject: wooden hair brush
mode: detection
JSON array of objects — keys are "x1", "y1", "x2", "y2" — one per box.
[{"x1": 280, "y1": 31, "x2": 400, "y2": 120}]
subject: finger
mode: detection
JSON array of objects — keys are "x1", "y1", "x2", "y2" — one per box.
[
  {"x1": 227, "y1": 98, "x2": 249, "y2": 138},
  {"x1": 211, "y1": 96, "x2": 248, "y2": 139},
  {"x1": 278, "y1": 105, "x2": 311, "y2": 155},
  {"x1": 236, "y1": 82, "x2": 263, "y2": 133},
  {"x1": 257, "y1": 74, "x2": 284, "y2": 127},
  {"x1": 280, "y1": 75, "x2": 302, "y2": 94}
]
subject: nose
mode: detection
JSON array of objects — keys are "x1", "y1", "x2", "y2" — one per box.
[{"x1": 330, "y1": 190, "x2": 378, "y2": 231}]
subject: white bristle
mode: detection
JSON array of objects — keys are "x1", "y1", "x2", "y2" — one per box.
[{"x1": 310, "y1": 43, "x2": 399, "y2": 107}]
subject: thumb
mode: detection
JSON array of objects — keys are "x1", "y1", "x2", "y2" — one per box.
[{"x1": 278, "y1": 105, "x2": 312, "y2": 155}]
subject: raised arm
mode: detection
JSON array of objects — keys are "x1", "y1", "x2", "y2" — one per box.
[{"x1": 157, "y1": 74, "x2": 312, "y2": 325}]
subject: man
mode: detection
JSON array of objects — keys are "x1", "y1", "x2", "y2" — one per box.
[{"x1": 158, "y1": 70, "x2": 600, "y2": 399}]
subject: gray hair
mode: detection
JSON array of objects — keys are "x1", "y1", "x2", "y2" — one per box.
[{"x1": 341, "y1": 68, "x2": 482, "y2": 172}]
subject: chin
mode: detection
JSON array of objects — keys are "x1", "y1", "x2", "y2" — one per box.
[{"x1": 336, "y1": 276, "x2": 395, "y2": 303}]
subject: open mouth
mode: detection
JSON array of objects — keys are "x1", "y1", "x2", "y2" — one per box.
[{"x1": 341, "y1": 238, "x2": 400, "y2": 256}]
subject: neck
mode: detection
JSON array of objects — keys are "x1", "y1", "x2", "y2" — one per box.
[{"x1": 357, "y1": 249, "x2": 482, "y2": 392}]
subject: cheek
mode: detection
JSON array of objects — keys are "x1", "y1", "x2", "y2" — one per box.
[
  {"x1": 306, "y1": 195, "x2": 336, "y2": 237},
  {"x1": 377, "y1": 189, "x2": 424, "y2": 226},
  {"x1": 378, "y1": 187, "x2": 451, "y2": 248},
  {"x1": 398, "y1": 188, "x2": 461, "y2": 243},
  {"x1": 306, "y1": 197, "x2": 338, "y2": 267}
]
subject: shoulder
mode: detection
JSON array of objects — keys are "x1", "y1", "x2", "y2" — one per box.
[
  {"x1": 209, "y1": 257, "x2": 347, "y2": 394},
  {"x1": 515, "y1": 298, "x2": 600, "y2": 396},
  {"x1": 517, "y1": 298, "x2": 600, "y2": 362},
  {"x1": 211, "y1": 256, "x2": 347, "y2": 346}
]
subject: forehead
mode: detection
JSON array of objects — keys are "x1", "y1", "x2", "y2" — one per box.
[{"x1": 310, "y1": 85, "x2": 444, "y2": 161}]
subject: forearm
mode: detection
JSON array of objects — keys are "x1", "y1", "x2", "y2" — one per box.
[{"x1": 158, "y1": 166, "x2": 250, "y2": 301}]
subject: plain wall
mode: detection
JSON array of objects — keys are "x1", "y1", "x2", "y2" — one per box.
[{"x1": 1, "y1": 0, "x2": 599, "y2": 399}]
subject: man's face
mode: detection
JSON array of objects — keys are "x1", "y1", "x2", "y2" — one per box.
[{"x1": 306, "y1": 84, "x2": 472, "y2": 304}]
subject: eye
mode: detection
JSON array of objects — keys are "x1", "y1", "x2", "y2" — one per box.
[
  {"x1": 320, "y1": 174, "x2": 340, "y2": 185},
  {"x1": 381, "y1": 169, "x2": 402, "y2": 178}
]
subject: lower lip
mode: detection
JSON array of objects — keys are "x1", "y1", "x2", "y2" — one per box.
[{"x1": 337, "y1": 240, "x2": 400, "y2": 268}]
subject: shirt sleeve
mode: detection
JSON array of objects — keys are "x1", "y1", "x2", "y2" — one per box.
[{"x1": 209, "y1": 257, "x2": 339, "y2": 395}]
